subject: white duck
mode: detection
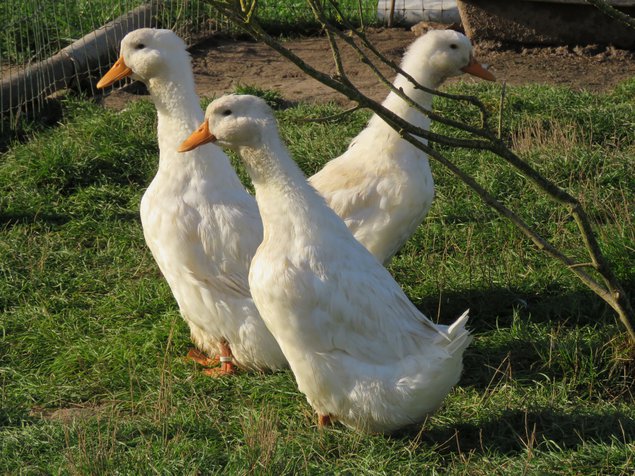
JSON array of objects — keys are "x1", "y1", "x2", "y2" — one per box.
[
  {"x1": 182, "y1": 94, "x2": 472, "y2": 433},
  {"x1": 96, "y1": 29, "x2": 287, "y2": 374},
  {"x1": 184, "y1": 30, "x2": 494, "y2": 265},
  {"x1": 308, "y1": 29, "x2": 495, "y2": 264}
]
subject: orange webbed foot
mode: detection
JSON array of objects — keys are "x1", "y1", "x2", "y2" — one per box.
[
  {"x1": 186, "y1": 348, "x2": 219, "y2": 367},
  {"x1": 202, "y1": 359, "x2": 236, "y2": 377},
  {"x1": 200, "y1": 340, "x2": 237, "y2": 377}
]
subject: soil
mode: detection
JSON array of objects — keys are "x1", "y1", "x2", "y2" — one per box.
[{"x1": 100, "y1": 27, "x2": 635, "y2": 110}]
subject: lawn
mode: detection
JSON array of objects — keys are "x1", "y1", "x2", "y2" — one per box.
[
  {"x1": 0, "y1": 77, "x2": 634, "y2": 474},
  {"x1": 0, "y1": 0, "x2": 378, "y2": 63}
]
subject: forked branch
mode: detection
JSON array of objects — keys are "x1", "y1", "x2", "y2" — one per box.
[{"x1": 203, "y1": 0, "x2": 635, "y2": 343}]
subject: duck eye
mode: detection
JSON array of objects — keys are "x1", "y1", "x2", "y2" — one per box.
[
  {"x1": 222, "y1": 109, "x2": 232, "y2": 116},
  {"x1": 135, "y1": 43, "x2": 145, "y2": 50},
  {"x1": 449, "y1": 44, "x2": 458, "y2": 50}
]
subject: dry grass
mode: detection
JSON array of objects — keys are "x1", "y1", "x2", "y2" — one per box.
[{"x1": 511, "y1": 119, "x2": 589, "y2": 156}]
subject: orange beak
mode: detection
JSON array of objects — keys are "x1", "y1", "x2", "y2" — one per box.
[
  {"x1": 461, "y1": 56, "x2": 496, "y2": 81},
  {"x1": 178, "y1": 121, "x2": 216, "y2": 152},
  {"x1": 96, "y1": 56, "x2": 133, "y2": 89}
]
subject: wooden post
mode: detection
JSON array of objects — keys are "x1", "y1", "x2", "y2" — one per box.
[{"x1": 387, "y1": 0, "x2": 396, "y2": 27}]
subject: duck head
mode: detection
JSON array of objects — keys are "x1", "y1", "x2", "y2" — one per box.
[
  {"x1": 97, "y1": 28, "x2": 189, "y2": 88},
  {"x1": 179, "y1": 94, "x2": 274, "y2": 152},
  {"x1": 405, "y1": 29, "x2": 495, "y2": 84}
]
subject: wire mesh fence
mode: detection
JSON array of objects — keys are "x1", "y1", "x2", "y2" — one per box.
[
  {"x1": 0, "y1": 0, "x2": 461, "y2": 133},
  {"x1": 0, "y1": 0, "x2": 227, "y2": 132}
]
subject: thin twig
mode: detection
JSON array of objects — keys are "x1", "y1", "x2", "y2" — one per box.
[
  {"x1": 324, "y1": 0, "x2": 491, "y2": 120},
  {"x1": 498, "y1": 80, "x2": 506, "y2": 139},
  {"x1": 585, "y1": 0, "x2": 635, "y2": 29},
  {"x1": 307, "y1": 4, "x2": 495, "y2": 147},
  {"x1": 203, "y1": 0, "x2": 635, "y2": 343},
  {"x1": 357, "y1": 0, "x2": 365, "y2": 31},
  {"x1": 568, "y1": 262, "x2": 596, "y2": 270},
  {"x1": 387, "y1": 0, "x2": 395, "y2": 27},
  {"x1": 325, "y1": 20, "x2": 493, "y2": 142}
]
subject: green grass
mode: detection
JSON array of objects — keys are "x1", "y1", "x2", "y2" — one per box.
[
  {"x1": 0, "y1": 0, "x2": 379, "y2": 63},
  {"x1": 1, "y1": 79, "x2": 634, "y2": 474},
  {"x1": 252, "y1": 0, "x2": 378, "y2": 33}
]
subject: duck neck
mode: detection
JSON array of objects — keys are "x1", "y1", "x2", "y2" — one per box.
[
  {"x1": 370, "y1": 57, "x2": 442, "y2": 135},
  {"x1": 146, "y1": 65, "x2": 206, "y2": 168},
  {"x1": 238, "y1": 133, "x2": 321, "y2": 229}
]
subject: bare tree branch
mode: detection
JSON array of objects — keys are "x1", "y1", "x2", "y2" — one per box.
[
  {"x1": 203, "y1": 0, "x2": 635, "y2": 343},
  {"x1": 313, "y1": 11, "x2": 494, "y2": 142},
  {"x1": 586, "y1": 0, "x2": 635, "y2": 29},
  {"x1": 325, "y1": 0, "x2": 492, "y2": 119}
]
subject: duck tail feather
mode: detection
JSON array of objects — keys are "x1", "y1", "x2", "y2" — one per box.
[
  {"x1": 447, "y1": 309, "x2": 469, "y2": 337},
  {"x1": 445, "y1": 309, "x2": 471, "y2": 355}
]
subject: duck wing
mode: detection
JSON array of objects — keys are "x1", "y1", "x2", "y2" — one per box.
[{"x1": 272, "y1": 232, "x2": 445, "y2": 365}]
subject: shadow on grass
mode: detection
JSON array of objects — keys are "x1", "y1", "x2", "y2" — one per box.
[
  {"x1": 409, "y1": 283, "x2": 634, "y2": 395},
  {"x1": 415, "y1": 285, "x2": 627, "y2": 332},
  {"x1": 0, "y1": 99, "x2": 65, "y2": 153},
  {"x1": 415, "y1": 407, "x2": 634, "y2": 456},
  {"x1": 0, "y1": 210, "x2": 140, "y2": 227},
  {"x1": 0, "y1": 210, "x2": 70, "y2": 227}
]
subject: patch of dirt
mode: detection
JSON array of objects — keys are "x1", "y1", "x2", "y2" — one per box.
[
  {"x1": 474, "y1": 39, "x2": 635, "y2": 92},
  {"x1": 101, "y1": 27, "x2": 635, "y2": 110}
]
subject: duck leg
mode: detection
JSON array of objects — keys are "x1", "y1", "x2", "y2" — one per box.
[
  {"x1": 318, "y1": 414, "x2": 332, "y2": 428},
  {"x1": 203, "y1": 339, "x2": 236, "y2": 376},
  {"x1": 186, "y1": 348, "x2": 219, "y2": 367}
]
